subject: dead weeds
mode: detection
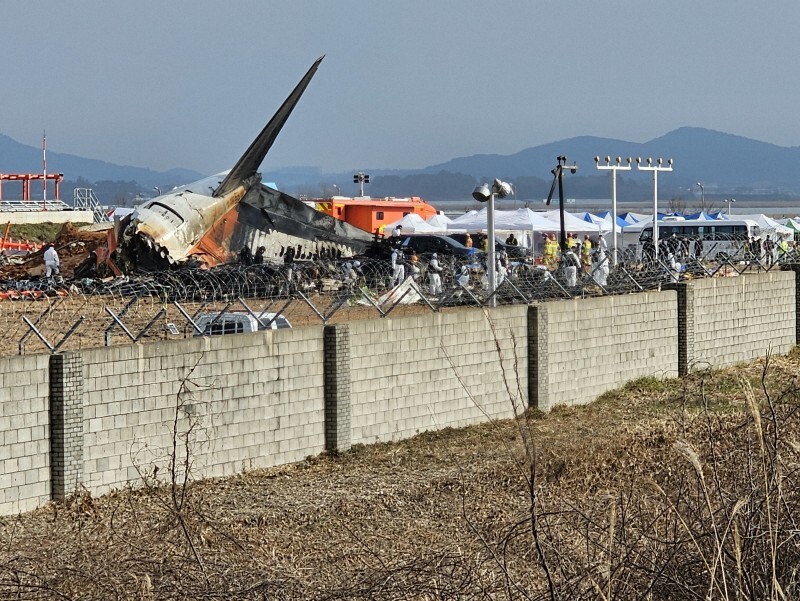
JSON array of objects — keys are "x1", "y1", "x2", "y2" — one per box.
[{"x1": 1, "y1": 353, "x2": 800, "y2": 599}]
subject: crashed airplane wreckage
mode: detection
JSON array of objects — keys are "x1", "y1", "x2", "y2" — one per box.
[{"x1": 112, "y1": 56, "x2": 372, "y2": 273}]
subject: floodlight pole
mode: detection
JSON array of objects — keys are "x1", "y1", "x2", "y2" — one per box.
[
  {"x1": 487, "y1": 190, "x2": 497, "y2": 307},
  {"x1": 545, "y1": 156, "x2": 577, "y2": 253},
  {"x1": 473, "y1": 179, "x2": 512, "y2": 308},
  {"x1": 595, "y1": 156, "x2": 632, "y2": 266},
  {"x1": 557, "y1": 165, "x2": 566, "y2": 251},
  {"x1": 636, "y1": 158, "x2": 673, "y2": 260}
]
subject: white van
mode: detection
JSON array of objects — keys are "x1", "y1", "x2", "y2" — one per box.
[{"x1": 193, "y1": 311, "x2": 292, "y2": 336}]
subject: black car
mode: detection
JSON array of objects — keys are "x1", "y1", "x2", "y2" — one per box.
[{"x1": 400, "y1": 235, "x2": 481, "y2": 257}]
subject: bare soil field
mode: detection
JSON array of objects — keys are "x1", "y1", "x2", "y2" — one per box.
[
  {"x1": 0, "y1": 293, "x2": 457, "y2": 356},
  {"x1": 1, "y1": 351, "x2": 799, "y2": 599}
]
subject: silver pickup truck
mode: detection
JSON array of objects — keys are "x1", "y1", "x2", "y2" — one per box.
[{"x1": 193, "y1": 311, "x2": 292, "y2": 336}]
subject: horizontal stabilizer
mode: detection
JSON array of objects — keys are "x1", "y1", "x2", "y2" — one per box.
[{"x1": 214, "y1": 55, "x2": 324, "y2": 198}]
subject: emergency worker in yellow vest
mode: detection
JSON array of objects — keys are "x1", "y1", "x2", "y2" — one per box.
[
  {"x1": 581, "y1": 235, "x2": 592, "y2": 273},
  {"x1": 567, "y1": 233, "x2": 578, "y2": 249},
  {"x1": 546, "y1": 234, "x2": 560, "y2": 270}
]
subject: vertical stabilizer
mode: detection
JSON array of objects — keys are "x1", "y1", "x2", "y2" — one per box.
[{"x1": 214, "y1": 55, "x2": 324, "y2": 198}]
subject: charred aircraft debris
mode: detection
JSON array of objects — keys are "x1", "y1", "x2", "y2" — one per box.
[{"x1": 115, "y1": 56, "x2": 372, "y2": 273}]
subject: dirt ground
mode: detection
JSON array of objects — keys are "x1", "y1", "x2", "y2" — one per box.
[
  {"x1": 0, "y1": 222, "x2": 454, "y2": 355},
  {"x1": 0, "y1": 292, "x2": 455, "y2": 356},
  {"x1": 0, "y1": 222, "x2": 107, "y2": 280},
  {"x1": 0, "y1": 353, "x2": 798, "y2": 599}
]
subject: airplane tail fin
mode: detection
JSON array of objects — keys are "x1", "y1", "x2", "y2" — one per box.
[{"x1": 214, "y1": 55, "x2": 324, "y2": 198}]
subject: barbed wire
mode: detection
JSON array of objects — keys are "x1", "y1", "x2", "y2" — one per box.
[{"x1": 0, "y1": 234, "x2": 794, "y2": 356}]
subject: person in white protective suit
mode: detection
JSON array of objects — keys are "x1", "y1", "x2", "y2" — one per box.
[
  {"x1": 428, "y1": 253, "x2": 443, "y2": 295},
  {"x1": 667, "y1": 252, "x2": 681, "y2": 283},
  {"x1": 342, "y1": 260, "x2": 361, "y2": 285},
  {"x1": 498, "y1": 249, "x2": 510, "y2": 286},
  {"x1": 593, "y1": 237, "x2": 609, "y2": 286},
  {"x1": 390, "y1": 247, "x2": 405, "y2": 287},
  {"x1": 562, "y1": 246, "x2": 580, "y2": 287},
  {"x1": 43, "y1": 244, "x2": 60, "y2": 278},
  {"x1": 456, "y1": 264, "x2": 470, "y2": 288}
]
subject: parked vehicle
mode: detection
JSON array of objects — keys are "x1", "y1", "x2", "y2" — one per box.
[
  {"x1": 638, "y1": 218, "x2": 759, "y2": 261},
  {"x1": 193, "y1": 311, "x2": 292, "y2": 336},
  {"x1": 400, "y1": 234, "x2": 480, "y2": 257}
]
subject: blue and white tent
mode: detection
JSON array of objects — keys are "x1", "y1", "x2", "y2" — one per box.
[
  {"x1": 590, "y1": 211, "x2": 629, "y2": 228},
  {"x1": 683, "y1": 211, "x2": 723, "y2": 220}
]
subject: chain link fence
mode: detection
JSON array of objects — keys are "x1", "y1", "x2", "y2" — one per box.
[{"x1": 0, "y1": 234, "x2": 794, "y2": 356}]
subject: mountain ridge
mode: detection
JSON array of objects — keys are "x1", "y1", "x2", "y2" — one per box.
[{"x1": 3, "y1": 127, "x2": 800, "y2": 200}]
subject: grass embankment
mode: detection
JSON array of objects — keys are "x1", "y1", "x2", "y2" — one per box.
[
  {"x1": 1, "y1": 223, "x2": 65, "y2": 243},
  {"x1": 0, "y1": 351, "x2": 799, "y2": 599}
]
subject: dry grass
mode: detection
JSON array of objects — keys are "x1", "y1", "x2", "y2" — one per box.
[{"x1": 1, "y1": 352, "x2": 799, "y2": 599}]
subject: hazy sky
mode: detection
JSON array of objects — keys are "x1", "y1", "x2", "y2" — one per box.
[{"x1": 4, "y1": 2, "x2": 799, "y2": 176}]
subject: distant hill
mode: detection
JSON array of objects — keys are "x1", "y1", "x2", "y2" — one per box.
[
  {"x1": 413, "y1": 127, "x2": 800, "y2": 195},
  {"x1": 0, "y1": 134, "x2": 203, "y2": 189},
  {"x1": 3, "y1": 128, "x2": 800, "y2": 203}
]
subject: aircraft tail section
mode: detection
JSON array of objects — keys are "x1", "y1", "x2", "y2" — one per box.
[{"x1": 214, "y1": 55, "x2": 324, "y2": 198}]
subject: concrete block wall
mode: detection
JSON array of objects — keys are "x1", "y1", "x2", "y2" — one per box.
[
  {"x1": 78, "y1": 327, "x2": 326, "y2": 497},
  {"x1": 683, "y1": 272, "x2": 796, "y2": 370},
  {"x1": 0, "y1": 354, "x2": 51, "y2": 514},
  {"x1": 347, "y1": 305, "x2": 528, "y2": 445},
  {"x1": 3, "y1": 271, "x2": 798, "y2": 515},
  {"x1": 530, "y1": 292, "x2": 679, "y2": 411}
]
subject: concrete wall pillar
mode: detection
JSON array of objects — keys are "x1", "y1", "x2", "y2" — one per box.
[
  {"x1": 323, "y1": 324, "x2": 351, "y2": 452},
  {"x1": 781, "y1": 265, "x2": 800, "y2": 344},
  {"x1": 667, "y1": 282, "x2": 695, "y2": 376},
  {"x1": 528, "y1": 304, "x2": 548, "y2": 411},
  {"x1": 49, "y1": 353, "x2": 84, "y2": 499}
]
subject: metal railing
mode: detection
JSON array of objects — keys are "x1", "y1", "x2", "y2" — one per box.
[
  {"x1": 73, "y1": 188, "x2": 108, "y2": 222},
  {"x1": 0, "y1": 199, "x2": 71, "y2": 212}
]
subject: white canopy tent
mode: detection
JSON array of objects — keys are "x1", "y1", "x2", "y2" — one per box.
[
  {"x1": 447, "y1": 207, "x2": 562, "y2": 232},
  {"x1": 447, "y1": 208, "x2": 564, "y2": 251},
  {"x1": 425, "y1": 213, "x2": 453, "y2": 231},
  {"x1": 721, "y1": 213, "x2": 793, "y2": 239},
  {"x1": 382, "y1": 213, "x2": 441, "y2": 234},
  {"x1": 540, "y1": 210, "x2": 609, "y2": 235}
]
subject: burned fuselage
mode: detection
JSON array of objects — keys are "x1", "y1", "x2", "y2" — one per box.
[{"x1": 116, "y1": 55, "x2": 371, "y2": 272}]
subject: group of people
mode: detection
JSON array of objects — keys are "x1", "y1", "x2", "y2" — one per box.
[
  {"x1": 237, "y1": 245, "x2": 267, "y2": 265},
  {"x1": 747, "y1": 235, "x2": 791, "y2": 266},
  {"x1": 538, "y1": 233, "x2": 609, "y2": 287},
  {"x1": 387, "y1": 245, "x2": 452, "y2": 296},
  {"x1": 462, "y1": 232, "x2": 489, "y2": 251}
]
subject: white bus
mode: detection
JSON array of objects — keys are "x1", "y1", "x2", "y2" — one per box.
[{"x1": 638, "y1": 218, "x2": 760, "y2": 262}]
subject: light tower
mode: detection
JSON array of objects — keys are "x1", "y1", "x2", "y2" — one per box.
[
  {"x1": 353, "y1": 172, "x2": 370, "y2": 197},
  {"x1": 594, "y1": 155, "x2": 632, "y2": 266},
  {"x1": 636, "y1": 157, "x2": 673, "y2": 259}
]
